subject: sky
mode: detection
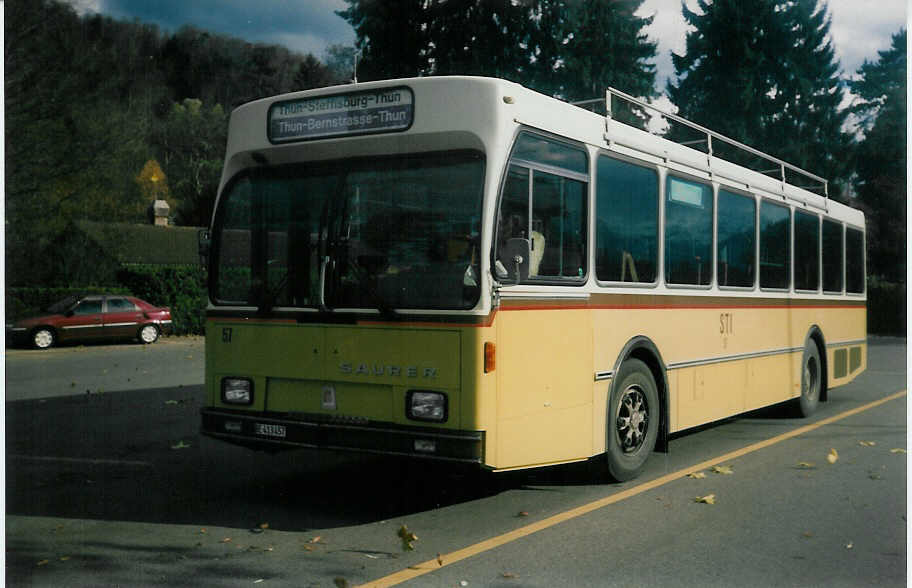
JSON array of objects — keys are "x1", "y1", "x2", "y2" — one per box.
[{"x1": 68, "y1": 0, "x2": 907, "y2": 93}]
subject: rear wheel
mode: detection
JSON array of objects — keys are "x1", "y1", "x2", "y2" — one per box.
[
  {"x1": 31, "y1": 327, "x2": 55, "y2": 350},
  {"x1": 797, "y1": 341, "x2": 822, "y2": 417},
  {"x1": 139, "y1": 324, "x2": 160, "y2": 344},
  {"x1": 605, "y1": 358, "x2": 659, "y2": 482}
]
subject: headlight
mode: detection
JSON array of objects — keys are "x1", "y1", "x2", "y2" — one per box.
[
  {"x1": 406, "y1": 390, "x2": 447, "y2": 422},
  {"x1": 221, "y1": 377, "x2": 253, "y2": 405}
]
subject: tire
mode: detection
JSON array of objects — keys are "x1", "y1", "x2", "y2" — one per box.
[
  {"x1": 138, "y1": 324, "x2": 160, "y2": 344},
  {"x1": 31, "y1": 327, "x2": 55, "y2": 350},
  {"x1": 605, "y1": 358, "x2": 660, "y2": 482},
  {"x1": 797, "y1": 340, "x2": 822, "y2": 417}
]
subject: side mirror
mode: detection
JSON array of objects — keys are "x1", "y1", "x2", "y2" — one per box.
[
  {"x1": 198, "y1": 229, "x2": 211, "y2": 268},
  {"x1": 496, "y1": 238, "x2": 531, "y2": 285}
]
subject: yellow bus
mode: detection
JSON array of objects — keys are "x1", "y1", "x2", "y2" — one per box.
[{"x1": 200, "y1": 76, "x2": 866, "y2": 481}]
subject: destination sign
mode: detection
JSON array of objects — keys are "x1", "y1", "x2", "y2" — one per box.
[{"x1": 268, "y1": 87, "x2": 414, "y2": 143}]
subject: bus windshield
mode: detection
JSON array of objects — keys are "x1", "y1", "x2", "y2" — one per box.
[{"x1": 211, "y1": 150, "x2": 484, "y2": 312}]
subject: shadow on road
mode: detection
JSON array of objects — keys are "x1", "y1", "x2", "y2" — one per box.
[{"x1": 7, "y1": 386, "x2": 591, "y2": 532}]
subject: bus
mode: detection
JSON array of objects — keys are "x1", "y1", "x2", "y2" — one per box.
[{"x1": 199, "y1": 76, "x2": 866, "y2": 481}]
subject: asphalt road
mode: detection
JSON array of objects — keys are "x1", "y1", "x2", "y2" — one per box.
[{"x1": 5, "y1": 337, "x2": 906, "y2": 587}]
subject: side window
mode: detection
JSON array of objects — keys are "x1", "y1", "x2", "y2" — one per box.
[
  {"x1": 496, "y1": 133, "x2": 588, "y2": 282},
  {"x1": 73, "y1": 300, "x2": 103, "y2": 315},
  {"x1": 106, "y1": 297, "x2": 138, "y2": 312},
  {"x1": 822, "y1": 219, "x2": 843, "y2": 293},
  {"x1": 595, "y1": 156, "x2": 658, "y2": 283},
  {"x1": 845, "y1": 227, "x2": 865, "y2": 294},
  {"x1": 759, "y1": 201, "x2": 790, "y2": 289},
  {"x1": 717, "y1": 189, "x2": 756, "y2": 288},
  {"x1": 665, "y1": 175, "x2": 712, "y2": 286},
  {"x1": 794, "y1": 210, "x2": 820, "y2": 291}
]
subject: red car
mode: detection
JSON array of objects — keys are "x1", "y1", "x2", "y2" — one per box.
[{"x1": 6, "y1": 294, "x2": 172, "y2": 349}]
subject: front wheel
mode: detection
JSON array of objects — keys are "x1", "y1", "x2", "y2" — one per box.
[
  {"x1": 796, "y1": 341, "x2": 822, "y2": 417},
  {"x1": 31, "y1": 327, "x2": 55, "y2": 350},
  {"x1": 605, "y1": 358, "x2": 660, "y2": 482},
  {"x1": 138, "y1": 324, "x2": 160, "y2": 344}
]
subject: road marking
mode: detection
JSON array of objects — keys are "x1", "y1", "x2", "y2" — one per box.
[
  {"x1": 8, "y1": 455, "x2": 154, "y2": 468},
  {"x1": 362, "y1": 389, "x2": 907, "y2": 587}
]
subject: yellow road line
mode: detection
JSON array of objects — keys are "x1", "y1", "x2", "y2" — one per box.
[{"x1": 362, "y1": 390, "x2": 907, "y2": 587}]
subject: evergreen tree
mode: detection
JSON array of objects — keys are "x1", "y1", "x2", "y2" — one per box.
[
  {"x1": 850, "y1": 29, "x2": 906, "y2": 280},
  {"x1": 667, "y1": 0, "x2": 851, "y2": 198}
]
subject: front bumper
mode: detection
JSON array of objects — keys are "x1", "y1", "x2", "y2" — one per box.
[{"x1": 201, "y1": 408, "x2": 484, "y2": 463}]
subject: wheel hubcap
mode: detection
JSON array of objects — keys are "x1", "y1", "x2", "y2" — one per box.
[
  {"x1": 141, "y1": 326, "x2": 157, "y2": 342},
  {"x1": 616, "y1": 385, "x2": 649, "y2": 453},
  {"x1": 804, "y1": 356, "x2": 819, "y2": 401},
  {"x1": 34, "y1": 331, "x2": 52, "y2": 348}
]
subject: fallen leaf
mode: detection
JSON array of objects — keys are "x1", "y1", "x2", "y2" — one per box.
[
  {"x1": 795, "y1": 462, "x2": 816, "y2": 469},
  {"x1": 259, "y1": 523, "x2": 269, "y2": 530},
  {"x1": 890, "y1": 448, "x2": 906, "y2": 454},
  {"x1": 254, "y1": 580, "x2": 264, "y2": 584},
  {"x1": 868, "y1": 473, "x2": 882, "y2": 480},
  {"x1": 199, "y1": 528, "x2": 208, "y2": 534},
  {"x1": 694, "y1": 494, "x2": 716, "y2": 504},
  {"x1": 436, "y1": 553, "x2": 443, "y2": 566},
  {"x1": 802, "y1": 531, "x2": 814, "y2": 538},
  {"x1": 827, "y1": 448, "x2": 839, "y2": 464},
  {"x1": 59, "y1": 556, "x2": 70, "y2": 562},
  {"x1": 845, "y1": 542, "x2": 854, "y2": 550},
  {"x1": 397, "y1": 525, "x2": 418, "y2": 551},
  {"x1": 171, "y1": 441, "x2": 191, "y2": 450},
  {"x1": 264, "y1": 546, "x2": 274, "y2": 552},
  {"x1": 221, "y1": 537, "x2": 233, "y2": 543},
  {"x1": 710, "y1": 465, "x2": 734, "y2": 475},
  {"x1": 164, "y1": 400, "x2": 179, "y2": 405},
  {"x1": 306, "y1": 536, "x2": 323, "y2": 544},
  {"x1": 502, "y1": 572, "x2": 519, "y2": 578},
  {"x1": 37, "y1": 560, "x2": 49, "y2": 567},
  {"x1": 687, "y1": 472, "x2": 706, "y2": 479},
  {"x1": 516, "y1": 511, "x2": 529, "y2": 517},
  {"x1": 858, "y1": 441, "x2": 876, "y2": 447}
]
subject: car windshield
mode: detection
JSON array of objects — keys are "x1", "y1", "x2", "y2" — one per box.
[
  {"x1": 46, "y1": 295, "x2": 81, "y2": 314},
  {"x1": 211, "y1": 150, "x2": 484, "y2": 311}
]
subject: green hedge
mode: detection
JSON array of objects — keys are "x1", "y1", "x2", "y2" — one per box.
[
  {"x1": 867, "y1": 278, "x2": 906, "y2": 336},
  {"x1": 116, "y1": 265, "x2": 207, "y2": 336}
]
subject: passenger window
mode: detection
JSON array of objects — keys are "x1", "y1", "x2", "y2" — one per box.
[
  {"x1": 845, "y1": 227, "x2": 865, "y2": 293},
  {"x1": 794, "y1": 210, "x2": 820, "y2": 291},
  {"x1": 595, "y1": 156, "x2": 658, "y2": 283},
  {"x1": 665, "y1": 176, "x2": 712, "y2": 285},
  {"x1": 759, "y1": 201, "x2": 790, "y2": 289},
  {"x1": 822, "y1": 219, "x2": 843, "y2": 293},
  {"x1": 73, "y1": 300, "x2": 103, "y2": 315},
  {"x1": 106, "y1": 298, "x2": 138, "y2": 312},
  {"x1": 496, "y1": 134, "x2": 588, "y2": 282},
  {"x1": 717, "y1": 190, "x2": 756, "y2": 288}
]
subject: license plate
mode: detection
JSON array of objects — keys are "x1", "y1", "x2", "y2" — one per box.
[{"x1": 254, "y1": 423, "x2": 286, "y2": 438}]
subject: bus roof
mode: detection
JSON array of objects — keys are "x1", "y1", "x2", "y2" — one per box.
[{"x1": 221, "y1": 75, "x2": 863, "y2": 227}]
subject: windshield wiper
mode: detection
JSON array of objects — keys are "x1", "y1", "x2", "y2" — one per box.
[{"x1": 343, "y1": 255, "x2": 399, "y2": 319}]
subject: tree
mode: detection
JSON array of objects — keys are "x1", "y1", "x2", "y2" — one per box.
[
  {"x1": 338, "y1": 0, "x2": 658, "y2": 110},
  {"x1": 850, "y1": 29, "x2": 906, "y2": 280},
  {"x1": 667, "y1": 0, "x2": 852, "y2": 199}
]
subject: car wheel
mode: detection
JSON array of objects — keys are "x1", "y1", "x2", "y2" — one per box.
[
  {"x1": 31, "y1": 327, "x2": 56, "y2": 350},
  {"x1": 605, "y1": 358, "x2": 660, "y2": 482},
  {"x1": 796, "y1": 341, "x2": 822, "y2": 417},
  {"x1": 139, "y1": 324, "x2": 160, "y2": 344}
]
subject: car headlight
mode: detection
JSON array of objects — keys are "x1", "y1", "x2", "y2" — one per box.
[
  {"x1": 406, "y1": 390, "x2": 447, "y2": 422},
  {"x1": 221, "y1": 377, "x2": 253, "y2": 405}
]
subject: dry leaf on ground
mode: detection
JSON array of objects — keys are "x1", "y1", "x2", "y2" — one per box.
[
  {"x1": 890, "y1": 448, "x2": 906, "y2": 454},
  {"x1": 687, "y1": 472, "x2": 706, "y2": 479},
  {"x1": 858, "y1": 441, "x2": 876, "y2": 447},
  {"x1": 827, "y1": 448, "x2": 839, "y2": 464},
  {"x1": 694, "y1": 494, "x2": 716, "y2": 504},
  {"x1": 710, "y1": 465, "x2": 734, "y2": 475}
]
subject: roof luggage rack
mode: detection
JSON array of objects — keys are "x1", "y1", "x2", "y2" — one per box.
[{"x1": 574, "y1": 88, "x2": 829, "y2": 206}]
